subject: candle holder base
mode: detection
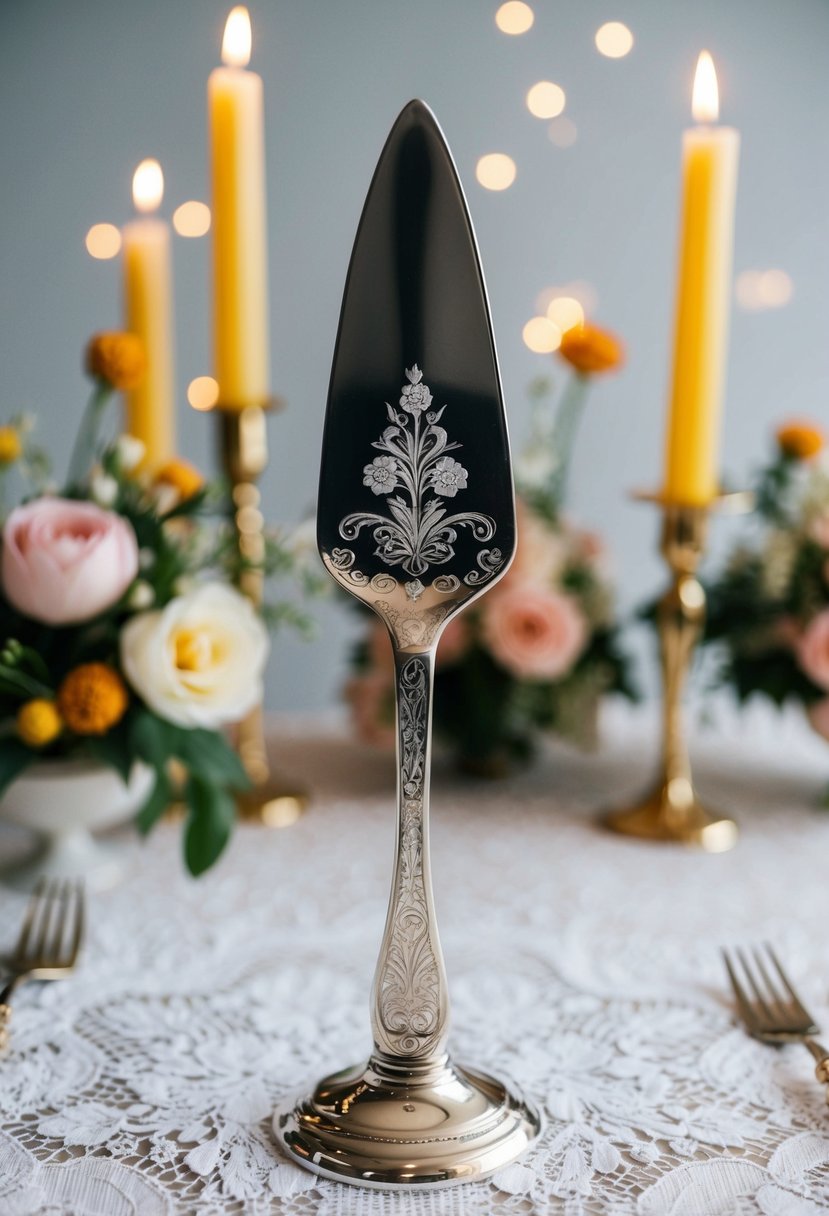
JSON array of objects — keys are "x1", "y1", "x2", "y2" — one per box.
[
  {"x1": 236, "y1": 777, "x2": 308, "y2": 829},
  {"x1": 602, "y1": 781, "x2": 737, "y2": 853},
  {"x1": 274, "y1": 1055, "x2": 541, "y2": 1190}
]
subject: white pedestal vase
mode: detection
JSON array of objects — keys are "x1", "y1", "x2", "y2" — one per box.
[{"x1": 0, "y1": 759, "x2": 154, "y2": 891}]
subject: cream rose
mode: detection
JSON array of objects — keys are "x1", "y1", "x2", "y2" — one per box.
[{"x1": 121, "y1": 583, "x2": 269, "y2": 728}]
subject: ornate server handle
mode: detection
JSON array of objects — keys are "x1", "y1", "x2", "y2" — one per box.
[{"x1": 370, "y1": 649, "x2": 450, "y2": 1068}]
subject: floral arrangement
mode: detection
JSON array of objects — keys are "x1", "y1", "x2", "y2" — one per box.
[
  {"x1": 705, "y1": 420, "x2": 829, "y2": 772},
  {"x1": 346, "y1": 323, "x2": 637, "y2": 774},
  {"x1": 0, "y1": 335, "x2": 312, "y2": 873}
]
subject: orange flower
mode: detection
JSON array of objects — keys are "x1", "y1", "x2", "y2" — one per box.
[
  {"x1": 17, "y1": 699, "x2": 62, "y2": 747},
  {"x1": 776, "y1": 421, "x2": 824, "y2": 461},
  {"x1": 558, "y1": 323, "x2": 624, "y2": 375},
  {"x1": 58, "y1": 663, "x2": 128, "y2": 735},
  {"x1": 155, "y1": 458, "x2": 204, "y2": 501},
  {"x1": 0, "y1": 426, "x2": 22, "y2": 465},
  {"x1": 86, "y1": 333, "x2": 145, "y2": 391}
]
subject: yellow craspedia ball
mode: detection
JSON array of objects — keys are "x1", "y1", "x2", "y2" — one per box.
[
  {"x1": 17, "y1": 699, "x2": 63, "y2": 748},
  {"x1": 558, "y1": 323, "x2": 624, "y2": 375},
  {"x1": 776, "y1": 421, "x2": 824, "y2": 461},
  {"x1": 57, "y1": 663, "x2": 128, "y2": 736},
  {"x1": 0, "y1": 426, "x2": 22, "y2": 465},
  {"x1": 155, "y1": 458, "x2": 204, "y2": 501},
  {"x1": 85, "y1": 332, "x2": 146, "y2": 391}
]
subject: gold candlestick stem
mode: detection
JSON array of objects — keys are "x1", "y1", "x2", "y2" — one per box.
[
  {"x1": 604, "y1": 495, "x2": 744, "y2": 852},
  {"x1": 218, "y1": 403, "x2": 307, "y2": 827}
]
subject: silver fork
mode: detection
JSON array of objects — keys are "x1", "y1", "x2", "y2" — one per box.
[
  {"x1": 722, "y1": 944, "x2": 829, "y2": 1100},
  {"x1": 0, "y1": 878, "x2": 85, "y2": 1051}
]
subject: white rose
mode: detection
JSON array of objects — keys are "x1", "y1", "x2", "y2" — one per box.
[{"x1": 120, "y1": 582, "x2": 269, "y2": 729}]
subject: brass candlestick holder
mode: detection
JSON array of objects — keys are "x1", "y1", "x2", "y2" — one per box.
[
  {"x1": 603, "y1": 490, "x2": 750, "y2": 853},
  {"x1": 218, "y1": 401, "x2": 308, "y2": 827}
]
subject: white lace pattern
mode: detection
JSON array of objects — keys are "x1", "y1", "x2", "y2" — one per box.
[{"x1": 2, "y1": 705, "x2": 829, "y2": 1215}]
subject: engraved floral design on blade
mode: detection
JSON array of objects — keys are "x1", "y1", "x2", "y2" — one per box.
[{"x1": 339, "y1": 365, "x2": 503, "y2": 582}]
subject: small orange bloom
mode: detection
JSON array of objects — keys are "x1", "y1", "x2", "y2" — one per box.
[
  {"x1": 58, "y1": 663, "x2": 128, "y2": 735},
  {"x1": 776, "y1": 421, "x2": 824, "y2": 461},
  {"x1": 558, "y1": 323, "x2": 624, "y2": 375},
  {"x1": 86, "y1": 332, "x2": 146, "y2": 391},
  {"x1": 155, "y1": 459, "x2": 204, "y2": 501}
]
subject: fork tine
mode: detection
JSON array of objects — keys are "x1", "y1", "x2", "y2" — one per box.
[
  {"x1": 64, "y1": 881, "x2": 85, "y2": 966},
  {"x1": 764, "y1": 943, "x2": 817, "y2": 1027},
  {"x1": 28, "y1": 880, "x2": 61, "y2": 965},
  {"x1": 13, "y1": 877, "x2": 48, "y2": 962},
  {"x1": 722, "y1": 949, "x2": 759, "y2": 1029},
  {"x1": 735, "y1": 947, "x2": 776, "y2": 1023},
  {"x1": 750, "y1": 946, "x2": 789, "y2": 1019}
]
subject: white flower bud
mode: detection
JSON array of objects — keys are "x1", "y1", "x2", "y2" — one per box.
[
  {"x1": 127, "y1": 580, "x2": 155, "y2": 610},
  {"x1": 91, "y1": 474, "x2": 119, "y2": 507},
  {"x1": 116, "y1": 434, "x2": 146, "y2": 471}
]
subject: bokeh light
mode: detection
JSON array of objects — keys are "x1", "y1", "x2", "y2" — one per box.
[
  {"x1": 526, "y1": 81, "x2": 566, "y2": 119},
  {"x1": 173, "y1": 200, "x2": 211, "y2": 237},
  {"x1": 546, "y1": 296, "x2": 584, "y2": 332},
  {"x1": 522, "y1": 316, "x2": 562, "y2": 353},
  {"x1": 476, "y1": 153, "x2": 517, "y2": 191},
  {"x1": 85, "y1": 223, "x2": 121, "y2": 260},
  {"x1": 595, "y1": 21, "x2": 634, "y2": 58},
  {"x1": 536, "y1": 281, "x2": 597, "y2": 316},
  {"x1": 187, "y1": 376, "x2": 220, "y2": 410},
  {"x1": 495, "y1": 1, "x2": 534, "y2": 35},
  {"x1": 132, "y1": 158, "x2": 164, "y2": 213},
  {"x1": 735, "y1": 269, "x2": 793, "y2": 311},
  {"x1": 548, "y1": 117, "x2": 578, "y2": 148}
]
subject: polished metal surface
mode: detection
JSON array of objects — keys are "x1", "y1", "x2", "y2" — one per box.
[
  {"x1": 604, "y1": 496, "x2": 739, "y2": 851},
  {"x1": 275, "y1": 99, "x2": 540, "y2": 1187},
  {"x1": 723, "y1": 945, "x2": 829, "y2": 1103},
  {"x1": 0, "y1": 877, "x2": 84, "y2": 1051}
]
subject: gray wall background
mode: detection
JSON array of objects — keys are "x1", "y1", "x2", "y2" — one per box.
[{"x1": 1, "y1": 0, "x2": 827, "y2": 711}]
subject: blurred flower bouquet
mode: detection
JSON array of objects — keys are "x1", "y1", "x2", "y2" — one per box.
[
  {"x1": 705, "y1": 421, "x2": 829, "y2": 774},
  {"x1": 347, "y1": 324, "x2": 637, "y2": 774},
  {"x1": 0, "y1": 335, "x2": 315, "y2": 874}
]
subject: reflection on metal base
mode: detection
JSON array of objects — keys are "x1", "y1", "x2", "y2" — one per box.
[
  {"x1": 274, "y1": 1055, "x2": 541, "y2": 1190},
  {"x1": 603, "y1": 780, "x2": 737, "y2": 853},
  {"x1": 236, "y1": 779, "x2": 308, "y2": 829}
]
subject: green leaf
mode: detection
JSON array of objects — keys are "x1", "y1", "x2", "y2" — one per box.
[
  {"x1": 130, "y1": 710, "x2": 176, "y2": 772},
  {"x1": 175, "y1": 728, "x2": 250, "y2": 790},
  {"x1": 183, "y1": 776, "x2": 235, "y2": 876},
  {"x1": 0, "y1": 738, "x2": 35, "y2": 798},
  {"x1": 136, "y1": 771, "x2": 172, "y2": 835},
  {"x1": 85, "y1": 727, "x2": 133, "y2": 783}
]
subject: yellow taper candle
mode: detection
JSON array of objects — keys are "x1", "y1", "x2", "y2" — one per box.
[
  {"x1": 664, "y1": 51, "x2": 740, "y2": 505},
  {"x1": 122, "y1": 158, "x2": 176, "y2": 467},
  {"x1": 209, "y1": 6, "x2": 270, "y2": 409}
]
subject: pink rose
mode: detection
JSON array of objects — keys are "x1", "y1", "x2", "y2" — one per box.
[
  {"x1": 481, "y1": 582, "x2": 587, "y2": 680},
  {"x1": 2, "y1": 498, "x2": 139, "y2": 625},
  {"x1": 796, "y1": 609, "x2": 829, "y2": 691},
  {"x1": 497, "y1": 500, "x2": 566, "y2": 594}
]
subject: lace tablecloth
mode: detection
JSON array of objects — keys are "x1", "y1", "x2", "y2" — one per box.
[{"x1": 2, "y1": 706, "x2": 829, "y2": 1215}]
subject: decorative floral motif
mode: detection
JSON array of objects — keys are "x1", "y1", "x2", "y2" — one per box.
[
  {"x1": 429, "y1": 455, "x2": 468, "y2": 498},
  {"x1": 362, "y1": 455, "x2": 399, "y2": 496},
  {"x1": 338, "y1": 365, "x2": 500, "y2": 581}
]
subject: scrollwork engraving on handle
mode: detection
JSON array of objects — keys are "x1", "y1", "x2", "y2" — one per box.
[{"x1": 372, "y1": 655, "x2": 446, "y2": 1060}]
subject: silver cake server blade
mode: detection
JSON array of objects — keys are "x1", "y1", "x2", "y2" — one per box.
[{"x1": 275, "y1": 99, "x2": 539, "y2": 1190}]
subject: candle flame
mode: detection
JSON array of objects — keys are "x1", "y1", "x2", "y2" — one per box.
[
  {"x1": 692, "y1": 50, "x2": 719, "y2": 123},
  {"x1": 132, "y1": 159, "x2": 164, "y2": 213},
  {"x1": 222, "y1": 6, "x2": 252, "y2": 67}
]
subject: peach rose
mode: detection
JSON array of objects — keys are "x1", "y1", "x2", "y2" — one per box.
[
  {"x1": 497, "y1": 500, "x2": 566, "y2": 594},
  {"x1": 810, "y1": 513, "x2": 829, "y2": 549},
  {"x1": 797, "y1": 609, "x2": 829, "y2": 691},
  {"x1": 482, "y1": 582, "x2": 587, "y2": 680},
  {"x1": 436, "y1": 616, "x2": 470, "y2": 668},
  {"x1": 2, "y1": 498, "x2": 139, "y2": 625}
]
